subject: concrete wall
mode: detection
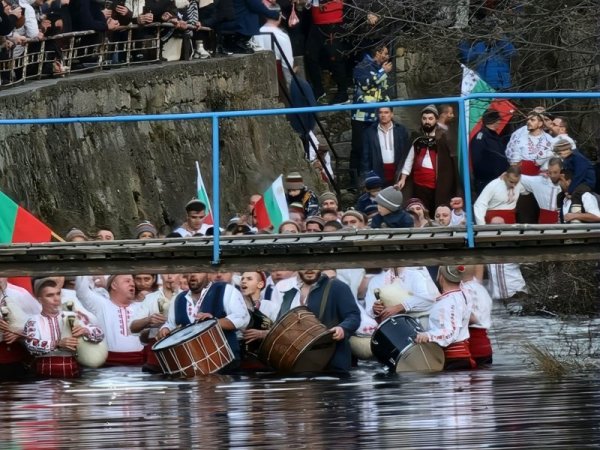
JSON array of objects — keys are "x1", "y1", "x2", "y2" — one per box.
[{"x1": 0, "y1": 53, "x2": 320, "y2": 238}]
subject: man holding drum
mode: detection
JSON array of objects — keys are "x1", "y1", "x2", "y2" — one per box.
[
  {"x1": 268, "y1": 270, "x2": 361, "y2": 374},
  {"x1": 157, "y1": 272, "x2": 250, "y2": 371}
]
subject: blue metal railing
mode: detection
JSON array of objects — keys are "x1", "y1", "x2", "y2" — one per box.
[{"x1": 4, "y1": 91, "x2": 600, "y2": 264}]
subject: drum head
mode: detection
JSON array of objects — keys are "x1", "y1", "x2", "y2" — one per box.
[
  {"x1": 291, "y1": 332, "x2": 335, "y2": 373},
  {"x1": 153, "y1": 320, "x2": 216, "y2": 351},
  {"x1": 371, "y1": 314, "x2": 423, "y2": 369},
  {"x1": 395, "y1": 343, "x2": 445, "y2": 373}
]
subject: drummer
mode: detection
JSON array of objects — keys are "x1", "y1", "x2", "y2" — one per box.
[
  {"x1": 268, "y1": 270, "x2": 361, "y2": 374},
  {"x1": 157, "y1": 272, "x2": 250, "y2": 370},
  {"x1": 24, "y1": 278, "x2": 104, "y2": 378},
  {"x1": 415, "y1": 265, "x2": 475, "y2": 370}
]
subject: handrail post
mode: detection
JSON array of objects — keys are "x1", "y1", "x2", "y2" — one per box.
[
  {"x1": 457, "y1": 98, "x2": 475, "y2": 248},
  {"x1": 211, "y1": 114, "x2": 221, "y2": 265}
]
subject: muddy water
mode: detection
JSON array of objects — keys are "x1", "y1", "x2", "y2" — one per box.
[{"x1": 1, "y1": 306, "x2": 599, "y2": 450}]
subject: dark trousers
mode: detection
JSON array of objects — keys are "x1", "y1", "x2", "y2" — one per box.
[
  {"x1": 413, "y1": 184, "x2": 436, "y2": 214},
  {"x1": 305, "y1": 23, "x2": 348, "y2": 98},
  {"x1": 351, "y1": 119, "x2": 373, "y2": 188},
  {"x1": 516, "y1": 193, "x2": 539, "y2": 224}
]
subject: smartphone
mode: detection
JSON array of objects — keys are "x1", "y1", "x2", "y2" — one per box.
[
  {"x1": 105, "y1": 0, "x2": 114, "y2": 9},
  {"x1": 142, "y1": 6, "x2": 152, "y2": 14}
]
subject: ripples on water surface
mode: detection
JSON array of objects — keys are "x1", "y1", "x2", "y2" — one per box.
[{"x1": 1, "y1": 307, "x2": 599, "y2": 450}]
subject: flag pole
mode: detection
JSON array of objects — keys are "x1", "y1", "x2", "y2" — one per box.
[{"x1": 51, "y1": 231, "x2": 65, "y2": 242}]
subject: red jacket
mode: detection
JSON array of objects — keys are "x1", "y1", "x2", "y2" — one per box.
[{"x1": 311, "y1": 0, "x2": 344, "y2": 25}]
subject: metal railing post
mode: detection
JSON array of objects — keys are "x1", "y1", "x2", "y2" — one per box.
[
  {"x1": 211, "y1": 114, "x2": 221, "y2": 265},
  {"x1": 457, "y1": 98, "x2": 475, "y2": 248}
]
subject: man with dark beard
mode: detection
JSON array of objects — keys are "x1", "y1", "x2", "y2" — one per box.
[
  {"x1": 270, "y1": 269, "x2": 360, "y2": 374},
  {"x1": 395, "y1": 105, "x2": 458, "y2": 213},
  {"x1": 158, "y1": 272, "x2": 249, "y2": 370}
]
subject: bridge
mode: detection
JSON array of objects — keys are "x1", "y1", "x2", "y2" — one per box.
[
  {"x1": 3, "y1": 91, "x2": 600, "y2": 275},
  {"x1": 1, "y1": 224, "x2": 598, "y2": 276}
]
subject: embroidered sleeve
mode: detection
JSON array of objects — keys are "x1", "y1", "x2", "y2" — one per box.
[
  {"x1": 426, "y1": 303, "x2": 460, "y2": 347},
  {"x1": 24, "y1": 318, "x2": 53, "y2": 355},
  {"x1": 505, "y1": 131, "x2": 521, "y2": 163}
]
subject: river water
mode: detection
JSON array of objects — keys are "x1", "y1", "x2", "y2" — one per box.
[{"x1": 1, "y1": 305, "x2": 599, "y2": 450}]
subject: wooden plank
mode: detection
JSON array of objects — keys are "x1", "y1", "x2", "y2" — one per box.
[{"x1": 0, "y1": 243, "x2": 597, "y2": 276}]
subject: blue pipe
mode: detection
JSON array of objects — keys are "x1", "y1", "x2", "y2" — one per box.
[
  {"x1": 211, "y1": 116, "x2": 220, "y2": 265},
  {"x1": 457, "y1": 99, "x2": 475, "y2": 247},
  {"x1": 0, "y1": 97, "x2": 463, "y2": 125}
]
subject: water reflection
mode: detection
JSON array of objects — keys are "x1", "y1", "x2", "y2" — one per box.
[{"x1": 1, "y1": 307, "x2": 599, "y2": 450}]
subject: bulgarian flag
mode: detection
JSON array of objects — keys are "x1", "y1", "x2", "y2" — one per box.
[
  {"x1": 196, "y1": 161, "x2": 213, "y2": 227},
  {"x1": 0, "y1": 191, "x2": 54, "y2": 293},
  {"x1": 460, "y1": 64, "x2": 516, "y2": 178},
  {"x1": 0, "y1": 191, "x2": 53, "y2": 244},
  {"x1": 461, "y1": 64, "x2": 516, "y2": 140},
  {"x1": 254, "y1": 175, "x2": 289, "y2": 232}
]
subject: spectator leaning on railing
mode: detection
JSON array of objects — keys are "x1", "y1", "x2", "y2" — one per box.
[
  {"x1": 0, "y1": 0, "x2": 22, "y2": 36},
  {"x1": 9, "y1": 0, "x2": 40, "y2": 59}
]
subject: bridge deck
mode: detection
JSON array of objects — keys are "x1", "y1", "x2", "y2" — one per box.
[{"x1": 0, "y1": 224, "x2": 599, "y2": 276}]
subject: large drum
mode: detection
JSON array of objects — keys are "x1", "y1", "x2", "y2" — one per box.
[
  {"x1": 371, "y1": 314, "x2": 444, "y2": 373},
  {"x1": 152, "y1": 319, "x2": 234, "y2": 377},
  {"x1": 258, "y1": 306, "x2": 335, "y2": 373},
  {"x1": 349, "y1": 334, "x2": 374, "y2": 360}
]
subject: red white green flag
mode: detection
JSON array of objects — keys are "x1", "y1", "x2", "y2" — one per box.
[
  {"x1": 0, "y1": 191, "x2": 54, "y2": 293},
  {"x1": 461, "y1": 64, "x2": 516, "y2": 140},
  {"x1": 460, "y1": 64, "x2": 516, "y2": 179},
  {"x1": 0, "y1": 191, "x2": 52, "y2": 245},
  {"x1": 254, "y1": 175, "x2": 289, "y2": 231},
  {"x1": 196, "y1": 161, "x2": 213, "y2": 226}
]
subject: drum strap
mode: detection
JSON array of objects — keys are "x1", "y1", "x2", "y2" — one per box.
[{"x1": 318, "y1": 280, "x2": 333, "y2": 322}]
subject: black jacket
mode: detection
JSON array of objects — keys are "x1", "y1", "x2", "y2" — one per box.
[
  {"x1": 470, "y1": 126, "x2": 509, "y2": 194},
  {"x1": 361, "y1": 121, "x2": 410, "y2": 182}
]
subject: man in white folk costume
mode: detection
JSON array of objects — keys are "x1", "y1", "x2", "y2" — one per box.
[
  {"x1": 415, "y1": 265, "x2": 475, "y2": 370},
  {"x1": 76, "y1": 274, "x2": 145, "y2": 366},
  {"x1": 24, "y1": 278, "x2": 104, "y2": 378},
  {"x1": 158, "y1": 272, "x2": 250, "y2": 371}
]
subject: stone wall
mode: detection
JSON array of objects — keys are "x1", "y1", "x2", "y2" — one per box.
[{"x1": 0, "y1": 53, "x2": 322, "y2": 238}]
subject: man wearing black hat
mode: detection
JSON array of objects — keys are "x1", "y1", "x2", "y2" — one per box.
[
  {"x1": 173, "y1": 199, "x2": 208, "y2": 237},
  {"x1": 415, "y1": 265, "x2": 474, "y2": 370},
  {"x1": 471, "y1": 109, "x2": 510, "y2": 195},
  {"x1": 396, "y1": 105, "x2": 458, "y2": 213}
]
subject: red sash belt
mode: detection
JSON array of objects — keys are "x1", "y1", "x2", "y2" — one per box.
[
  {"x1": 485, "y1": 209, "x2": 516, "y2": 224},
  {"x1": 36, "y1": 355, "x2": 80, "y2": 378},
  {"x1": 538, "y1": 209, "x2": 559, "y2": 224},
  {"x1": 444, "y1": 340, "x2": 476, "y2": 369},
  {"x1": 382, "y1": 163, "x2": 396, "y2": 186},
  {"x1": 0, "y1": 341, "x2": 29, "y2": 364},
  {"x1": 468, "y1": 327, "x2": 493, "y2": 359},
  {"x1": 144, "y1": 341, "x2": 160, "y2": 368},
  {"x1": 520, "y1": 160, "x2": 540, "y2": 176},
  {"x1": 105, "y1": 350, "x2": 145, "y2": 367}
]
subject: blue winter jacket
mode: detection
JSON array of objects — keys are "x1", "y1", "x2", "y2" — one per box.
[{"x1": 459, "y1": 39, "x2": 516, "y2": 90}]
